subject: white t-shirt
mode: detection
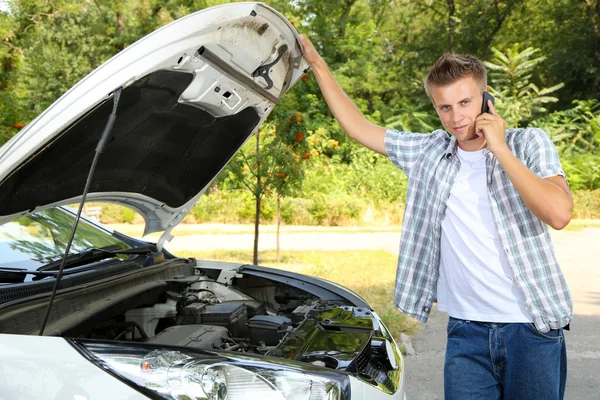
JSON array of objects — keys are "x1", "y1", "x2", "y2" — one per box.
[{"x1": 436, "y1": 146, "x2": 533, "y2": 323}]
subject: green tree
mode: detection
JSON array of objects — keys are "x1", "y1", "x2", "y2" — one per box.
[
  {"x1": 484, "y1": 45, "x2": 563, "y2": 127},
  {"x1": 534, "y1": 99, "x2": 600, "y2": 190},
  {"x1": 225, "y1": 114, "x2": 312, "y2": 265}
]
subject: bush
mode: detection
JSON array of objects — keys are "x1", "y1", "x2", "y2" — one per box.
[
  {"x1": 281, "y1": 198, "x2": 313, "y2": 225},
  {"x1": 309, "y1": 196, "x2": 328, "y2": 225},
  {"x1": 98, "y1": 204, "x2": 139, "y2": 224},
  {"x1": 190, "y1": 194, "x2": 223, "y2": 223},
  {"x1": 572, "y1": 189, "x2": 600, "y2": 219}
]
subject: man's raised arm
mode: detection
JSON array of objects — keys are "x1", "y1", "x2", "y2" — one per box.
[{"x1": 300, "y1": 34, "x2": 387, "y2": 155}]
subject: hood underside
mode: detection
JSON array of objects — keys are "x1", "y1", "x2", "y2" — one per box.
[
  {"x1": 0, "y1": 70, "x2": 259, "y2": 215},
  {"x1": 0, "y1": 2, "x2": 307, "y2": 234}
]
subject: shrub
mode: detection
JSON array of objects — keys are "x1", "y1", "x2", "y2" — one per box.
[
  {"x1": 309, "y1": 196, "x2": 328, "y2": 225},
  {"x1": 572, "y1": 189, "x2": 600, "y2": 219},
  {"x1": 281, "y1": 198, "x2": 313, "y2": 225},
  {"x1": 98, "y1": 204, "x2": 138, "y2": 224}
]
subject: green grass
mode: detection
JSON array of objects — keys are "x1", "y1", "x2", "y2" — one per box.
[{"x1": 175, "y1": 248, "x2": 420, "y2": 340}]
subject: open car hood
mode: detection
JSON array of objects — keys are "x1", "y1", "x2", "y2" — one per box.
[{"x1": 0, "y1": 2, "x2": 307, "y2": 240}]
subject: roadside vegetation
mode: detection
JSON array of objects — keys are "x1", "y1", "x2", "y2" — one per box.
[{"x1": 4, "y1": 0, "x2": 597, "y2": 236}]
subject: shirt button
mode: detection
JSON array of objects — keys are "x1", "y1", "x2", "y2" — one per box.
[{"x1": 423, "y1": 306, "x2": 431, "y2": 313}]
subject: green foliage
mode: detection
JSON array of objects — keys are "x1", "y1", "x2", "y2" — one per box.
[
  {"x1": 98, "y1": 204, "x2": 137, "y2": 224},
  {"x1": 1, "y1": 0, "x2": 599, "y2": 225},
  {"x1": 534, "y1": 100, "x2": 600, "y2": 190},
  {"x1": 572, "y1": 189, "x2": 600, "y2": 219},
  {"x1": 484, "y1": 45, "x2": 563, "y2": 127}
]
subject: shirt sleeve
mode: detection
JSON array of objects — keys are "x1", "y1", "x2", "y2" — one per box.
[
  {"x1": 384, "y1": 129, "x2": 433, "y2": 176},
  {"x1": 524, "y1": 128, "x2": 567, "y2": 179}
]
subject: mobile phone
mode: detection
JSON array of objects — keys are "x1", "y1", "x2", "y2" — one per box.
[{"x1": 481, "y1": 91, "x2": 495, "y2": 114}]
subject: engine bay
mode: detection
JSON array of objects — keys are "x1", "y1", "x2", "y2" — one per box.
[
  {"x1": 0, "y1": 258, "x2": 400, "y2": 391},
  {"x1": 74, "y1": 264, "x2": 399, "y2": 390}
]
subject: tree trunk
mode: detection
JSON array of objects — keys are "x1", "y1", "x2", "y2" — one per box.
[
  {"x1": 115, "y1": 11, "x2": 126, "y2": 51},
  {"x1": 446, "y1": 0, "x2": 455, "y2": 53},
  {"x1": 253, "y1": 192, "x2": 260, "y2": 265},
  {"x1": 276, "y1": 193, "x2": 281, "y2": 262},
  {"x1": 252, "y1": 132, "x2": 261, "y2": 265},
  {"x1": 585, "y1": 0, "x2": 600, "y2": 94},
  {"x1": 339, "y1": 0, "x2": 356, "y2": 40}
]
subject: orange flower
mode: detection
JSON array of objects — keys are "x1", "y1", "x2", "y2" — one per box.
[
  {"x1": 301, "y1": 74, "x2": 308, "y2": 81},
  {"x1": 302, "y1": 153, "x2": 310, "y2": 160},
  {"x1": 332, "y1": 140, "x2": 339, "y2": 148},
  {"x1": 296, "y1": 113, "x2": 302, "y2": 122},
  {"x1": 312, "y1": 139, "x2": 318, "y2": 145},
  {"x1": 295, "y1": 132, "x2": 304, "y2": 142},
  {"x1": 12, "y1": 123, "x2": 24, "y2": 129},
  {"x1": 290, "y1": 20, "x2": 295, "y2": 26},
  {"x1": 277, "y1": 172, "x2": 285, "y2": 178}
]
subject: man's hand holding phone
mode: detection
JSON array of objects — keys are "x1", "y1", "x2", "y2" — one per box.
[{"x1": 475, "y1": 92, "x2": 507, "y2": 155}]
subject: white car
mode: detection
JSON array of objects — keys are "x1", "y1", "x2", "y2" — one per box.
[{"x1": 0, "y1": 3, "x2": 406, "y2": 400}]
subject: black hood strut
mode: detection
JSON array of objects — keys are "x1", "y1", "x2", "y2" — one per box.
[{"x1": 39, "y1": 87, "x2": 123, "y2": 336}]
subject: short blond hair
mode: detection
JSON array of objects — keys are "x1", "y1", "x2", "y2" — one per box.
[{"x1": 424, "y1": 53, "x2": 487, "y2": 97}]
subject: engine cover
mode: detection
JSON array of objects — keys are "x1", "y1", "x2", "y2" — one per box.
[{"x1": 146, "y1": 325, "x2": 229, "y2": 350}]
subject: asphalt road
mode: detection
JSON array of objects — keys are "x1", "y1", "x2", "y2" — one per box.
[
  {"x1": 154, "y1": 225, "x2": 600, "y2": 399},
  {"x1": 399, "y1": 228, "x2": 600, "y2": 400}
]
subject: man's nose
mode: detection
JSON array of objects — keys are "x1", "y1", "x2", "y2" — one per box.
[{"x1": 450, "y1": 110, "x2": 465, "y2": 124}]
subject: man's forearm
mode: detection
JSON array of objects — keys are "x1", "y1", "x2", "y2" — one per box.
[{"x1": 494, "y1": 147, "x2": 573, "y2": 229}]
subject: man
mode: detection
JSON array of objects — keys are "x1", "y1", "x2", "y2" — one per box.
[{"x1": 299, "y1": 33, "x2": 573, "y2": 400}]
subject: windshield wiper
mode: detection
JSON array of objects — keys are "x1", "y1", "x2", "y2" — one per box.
[
  {"x1": 0, "y1": 267, "x2": 55, "y2": 284},
  {"x1": 37, "y1": 244, "x2": 160, "y2": 272}
]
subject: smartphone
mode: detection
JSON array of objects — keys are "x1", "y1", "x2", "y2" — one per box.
[{"x1": 481, "y1": 91, "x2": 495, "y2": 114}]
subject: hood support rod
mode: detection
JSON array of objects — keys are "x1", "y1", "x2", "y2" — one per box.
[{"x1": 39, "y1": 87, "x2": 123, "y2": 336}]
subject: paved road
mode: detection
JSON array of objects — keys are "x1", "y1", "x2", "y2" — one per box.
[
  {"x1": 166, "y1": 230, "x2": 403, "y2": 253},
  {"x1": 402, "y1": 228, "x2": 600, "y2": 400},
  {"x1": 159, "y1": 226, "x2": 600, "y2": 399}
]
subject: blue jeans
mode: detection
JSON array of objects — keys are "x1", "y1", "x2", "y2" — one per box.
[{"x1": 444, "y1": 317, "x2": 567, "y2": 400}]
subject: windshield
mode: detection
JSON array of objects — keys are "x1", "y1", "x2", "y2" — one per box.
[{"x1": 0, "y1": 207, "x2": 130, "y2": 272}]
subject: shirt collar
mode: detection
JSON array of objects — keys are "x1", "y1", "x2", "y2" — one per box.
[
  {"x1": 442, "y1": 135, "x2": 457, "y2": 160},
  {"x1": 442, "y1": 133, "x2": 493, "y2": 159}
]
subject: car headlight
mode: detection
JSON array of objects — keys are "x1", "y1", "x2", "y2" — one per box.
[{"x1": 70, "y1": 340, "x2": 349, "y2": 400}]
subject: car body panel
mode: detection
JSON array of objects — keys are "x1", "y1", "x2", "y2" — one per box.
[{"x1": 0, "y1": 334, "x2": 147, "y2": 399}]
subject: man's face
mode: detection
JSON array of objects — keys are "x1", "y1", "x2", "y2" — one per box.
[{"x1": 429, "y1": 75, "x2": 486, "y2": 150}]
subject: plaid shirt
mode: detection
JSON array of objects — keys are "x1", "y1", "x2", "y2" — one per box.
[{"x1": 385, "y1": 127, "x2": 573, "y2": 333}]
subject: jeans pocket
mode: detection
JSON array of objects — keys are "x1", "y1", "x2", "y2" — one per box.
[
  {"x1": 525, "y1": 323, "x2": 563, "y2": 342},
  {"x1": 447, "y1": 317, "x2": 465, "y2": 336}
]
